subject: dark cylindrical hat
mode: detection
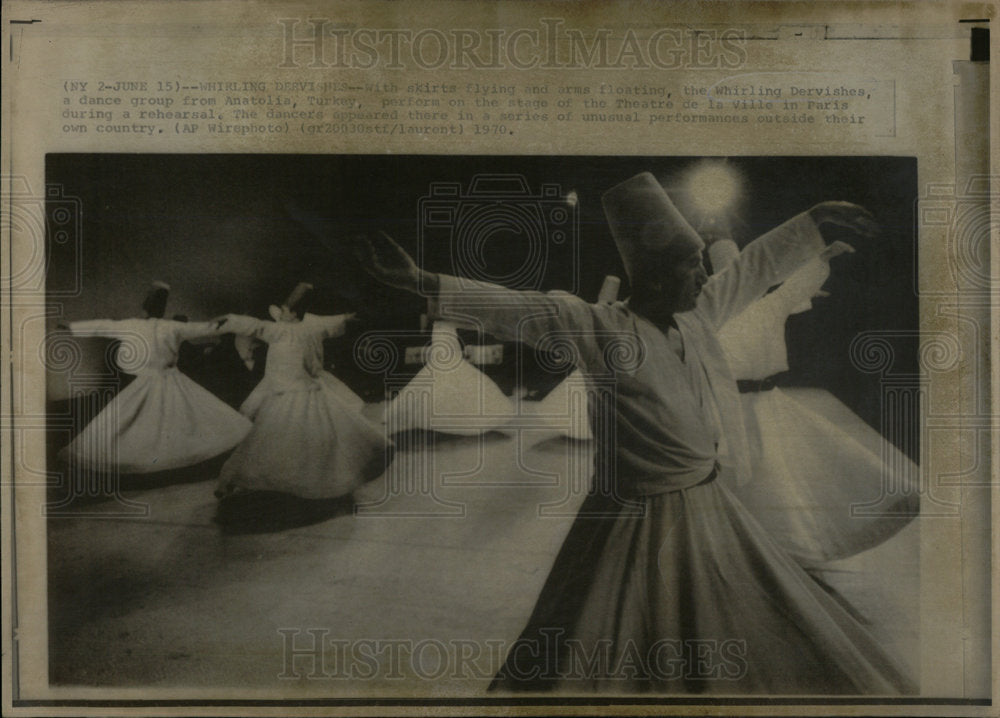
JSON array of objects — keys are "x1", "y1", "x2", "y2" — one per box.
[{"x1": 142, "y1": 280, "x2": 171, "y2": 318}]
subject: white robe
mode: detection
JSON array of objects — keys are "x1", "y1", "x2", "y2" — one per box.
[
  {"x1": 431, "y1": 213, "x2": 915, "y2": 693},
  {"x1": 217, "y1": 313, "x2": 389, "y2": 499},
  {"x1": 714, "y1": 240, "x2": 919, "y2": 564},
  {"x1": 717, "y1": 255, "x2": 829, "y2": 380},
  {"x1": 59, "y1": 318, "x2": 251, "y2": 473},
  {"x1": 383, "y1": 321, "x2": 515, "y2": 436}
]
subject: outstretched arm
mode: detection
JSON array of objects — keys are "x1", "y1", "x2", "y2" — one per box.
[
  {"x1": 301, "y1": 312, "x2": 358, "y2": 339},
  {"x1": 173, "y1": 320, "x2": 230, "y2": 342},
  {"x1": 355, "y1": 232, "x2": 603, "y2": 361},
  {"x1": 767, "y1": 240, "x2": 853, "y2": 315},
  {"x1": 809, "y1": 201, "x2": 879, "y2": 237},
  {"x1": 215, "y1": 314, "x2": 280, "y2": 343},
  {"x1": 354, "y1": 231, "x2": 440, "y2": 296},
  {"x1": 719, "y1": 239, "x2": 856, "y2": 380},
  {"x1": 65, "y1": 319, "x2": 130, "y2": 338},
  {"x1": 699, "y1": 202, "x2": 876, "y2": 328}
]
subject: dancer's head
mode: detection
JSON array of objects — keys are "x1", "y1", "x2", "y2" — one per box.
[
  {"x1": 269, "y1": 281, "x2": 314, "y2": 322},
  {"x1": 602, "y1": 172, "x2": 707, "y2": 322},
  {"x1": 142, "y1": 281, "x2": 171, "y2": 318}
]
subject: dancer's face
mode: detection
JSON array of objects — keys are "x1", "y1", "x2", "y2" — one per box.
[
  {"x1": 632, "y1": 248, "x2": 707, "y2": 322},
  {"x1": 277, "y1": 306, "x2": 300, "y2": 322},
  {"x1": 668, "y1": 250, "x2": 708, "y2": 313}
]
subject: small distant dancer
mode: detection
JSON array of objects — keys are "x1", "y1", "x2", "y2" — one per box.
[
  {"x1": 216, "y1": 282, "x2": 391, "y2": 500},
  {"x1": 58, "y1": 281, "x2": 251, "y2": 474}
]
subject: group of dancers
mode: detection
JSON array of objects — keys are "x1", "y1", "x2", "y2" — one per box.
[
  {"x1": 56, "y1": 169, "x2": 919, "y2": 694},
  {"x1": 59, "y1": 280, "x2": 389, "y2": 502}
]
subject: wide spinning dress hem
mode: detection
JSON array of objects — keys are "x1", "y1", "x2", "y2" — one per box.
[
  {"x1": 492, "y1": 478, "x2": 917, "y2": 695},
  {"x1": 59, "y1": 369, "x2": 252, "y2": 474},
  {"x1": 220, "y1": 381, "x2": 389, "y2": 499}
]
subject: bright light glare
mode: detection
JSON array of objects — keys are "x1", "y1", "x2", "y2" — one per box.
[
  {"x1": 688, "y1": 163, "x2": 740, "y2": 214},
  {"x1": 565, "y1": 190, "x2": 578, "y2": 207}
]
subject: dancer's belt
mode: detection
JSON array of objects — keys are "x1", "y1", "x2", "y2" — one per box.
[
  {"x1": 693, "y1": 462, "x2": 720, "y2": 488},
  {"x1": 630, "y1": 461, "x2": 720, "y2": 497},
  {"x1": 737, "y1": 378, "x2": 776, "y2": 393}
]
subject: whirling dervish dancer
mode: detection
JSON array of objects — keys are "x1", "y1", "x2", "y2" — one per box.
[
  {"x1": 357, "y1": 173, "x2": 916, "y2": 694},
  {"x1": 215, "y1": 282, "x2": 390, "y2": 500},
  {"x1": 58, "y1": 281, "x2": 252, "y2": 474},
  {"x1": 708, "y1": 237, "x2": 919, "y2": 565},
  {"x1": 383, "y1": 320, "x2": 515, "y2": 436}
]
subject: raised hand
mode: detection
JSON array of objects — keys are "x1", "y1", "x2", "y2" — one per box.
[
  {"x1": 801, "y1": 240, "x2": 855, "y2": 301},
  {"x1": 808, "y1": 201, "x2": 879, "y2": 239},
  {"x1": 353, "y1": 231, "x2": 432, "y2": 294},
  {"x1": 819, "y1": 240, "x2": 855, "y2": 261}
]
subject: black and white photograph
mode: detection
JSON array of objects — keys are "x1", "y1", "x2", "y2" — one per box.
[
  {"x1": 43, "y1": 153, "x2": 922, "y2": 695},
  {"x1": 2, "y1": 1, "x2": 994, "y2": 715}
]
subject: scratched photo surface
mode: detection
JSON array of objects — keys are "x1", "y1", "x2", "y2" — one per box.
[{"x1": 43, "y1": 153, "x2": 921, "y2": 695}]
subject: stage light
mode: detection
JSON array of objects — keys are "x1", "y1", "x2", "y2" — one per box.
[{"x1": 687, "y1": 162, "x2": 741, "y2": 216}]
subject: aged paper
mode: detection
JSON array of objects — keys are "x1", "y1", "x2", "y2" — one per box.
[{"x1": 1, "y1": 0, "x2": 996, "y2": 715}]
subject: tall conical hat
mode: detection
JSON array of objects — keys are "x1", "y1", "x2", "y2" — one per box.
[
  {"x1": 284, "y1": 281, "x2": 314, "y2": 310},
  {"x1": 597, "y1": 275, "x2": 621, "y2": 304},
  {"x1": 601, "y1": 172, "x2": 704, "y2": 282}
]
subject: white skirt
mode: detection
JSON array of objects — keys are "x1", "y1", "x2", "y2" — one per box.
[
  {"x1": 383, "y1": 359, "x2": 514, "y2": 436},
  {"x1": 219, "y1": 377, "x2": 390, "y2": 499},
  {"x1": 733, "y1": 387, "x2": 919, "y2": 564},
  {"x1": 59, "y1": 368, "x2": 252, "y2": 474}
]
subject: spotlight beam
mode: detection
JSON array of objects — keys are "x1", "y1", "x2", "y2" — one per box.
[{"x1": 687, "y1": 163, "x2": 741, "y2": 215}]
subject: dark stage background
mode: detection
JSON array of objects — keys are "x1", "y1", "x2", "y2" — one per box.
[{"x1": 46, "y1": 154, "x2": 919, "y2": 455}]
